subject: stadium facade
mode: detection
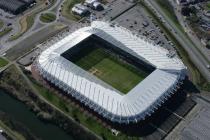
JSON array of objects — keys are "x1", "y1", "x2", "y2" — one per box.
[{"x1": 36, "y1": 21, "x2": 187, "y2": 124}]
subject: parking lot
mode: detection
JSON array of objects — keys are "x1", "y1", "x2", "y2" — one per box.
[
  {"x1": 181, "y1": 106, "x2": 210, "y2": 140},
  {"x1": 114, "y1": 5, "x2": 176, "y2": 54},
  {"x1": 86, "y1": 0, "x2": 135, "y2": 21},
  {"x1": 105, "y1": 84, "x2": 196, "y2": 140}
]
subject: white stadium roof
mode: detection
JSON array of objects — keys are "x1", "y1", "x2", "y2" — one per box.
[{"x1": 37, "y1": 21, "x2": 187, "y2": 123}]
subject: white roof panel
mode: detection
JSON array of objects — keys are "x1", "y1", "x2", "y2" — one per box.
[{"x1": 37, "y1": 21, "x2": 187, "y2": 123}]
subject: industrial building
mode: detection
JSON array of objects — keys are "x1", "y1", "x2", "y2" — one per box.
[
  {"x1": 84, "y1": 0, "x2": 104, "y2": 10},
  {"x1": 176, "y1": 0, "x2": 206, "y2": 6},
  {"x1": 0, "y1": 0, "x2": 36, "y2": 15},
  {"x1": 72, "y1": 3, "x2": 90, "y2": 16},
  {"x1": 36, "y1": 21, "x2": 187, "y2": 124}
]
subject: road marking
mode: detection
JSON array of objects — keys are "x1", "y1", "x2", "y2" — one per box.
[
  {"x1": 149, "y1": 123, "x2": 167, "y2": 135},
  {"x1": 163, "y1": 107, "x2": 186, "y2": 121}
]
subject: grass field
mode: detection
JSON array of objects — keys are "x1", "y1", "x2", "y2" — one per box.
[
  {"x1": 156, "y1": 0, "x2": 183, "y2": 31},
  {"x1": 8, "y1": 14, "x2": 35, "y2": 41},
  {"x1": 206, "y1": 2, "x2": 210, "y2": 10},
  {"x1": 0, "y1": 27, "x2": 12, "y2": 38},
  {"x1": 67, "y1": 46, "x2": 149, "y2": 94},
  {"x1": 26, "y1": 70, "x2": 131, "y2": 140},
  {"x1": 0, "y1": 20, "x2": 3, "y2": 30},
  {"x1": 61, "y1": 0, "x2": 84, "y2": 21},
  {"x1": 40, "y1": 13, "x2": 56, "y2": 23},
  {"x1": 0, "y1": 58, "x2": 8, "y2": 68}
]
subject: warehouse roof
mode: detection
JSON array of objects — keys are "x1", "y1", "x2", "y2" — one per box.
[
  {"x1": 0, "y1": 0, "x2": 25, "y2": 12},
  {"x1": 72, "y1": 3, "x2": 89, "y2": 16}
]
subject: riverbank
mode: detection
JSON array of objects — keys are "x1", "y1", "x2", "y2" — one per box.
[
  {"x1": 29, "y1": 64, "x2": 127, "y2": 140},
  {"x1": 0, "y1": 101, "x2": 38, "y2": 140},
  {"x1": 0, "y1": 64, "x2": 98, "y2": 140}
]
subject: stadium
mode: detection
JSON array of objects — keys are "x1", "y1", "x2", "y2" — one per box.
[{"x1": 36, "y1": 21, "x2": 187, "y2": 124}]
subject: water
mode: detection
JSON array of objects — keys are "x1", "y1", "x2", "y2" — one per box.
[{"x1": 0, "y1": 90, "x2": 74, "y2": 140}]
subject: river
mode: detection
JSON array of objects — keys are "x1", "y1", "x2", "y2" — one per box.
[{"x1": 0, "y1": 90, "x2": 74, "y2": 140}]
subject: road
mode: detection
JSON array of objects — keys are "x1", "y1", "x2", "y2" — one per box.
[
  {"x1": 0, "y1": 0, "x2": 64, "y2": 55},
  {"x1": 169, "y1": 0, "x2": 210, "y2": 62},
  {"x1": 145, "y1": 0, "x2": 210, "y2": 82},
  {"x1": 0, "y1": 1, "x2": 49, "y2": 47}
]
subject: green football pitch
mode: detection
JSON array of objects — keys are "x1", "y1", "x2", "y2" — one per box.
[{"x1": 70, "y1": 46, "x2": 150, "y2": 94}]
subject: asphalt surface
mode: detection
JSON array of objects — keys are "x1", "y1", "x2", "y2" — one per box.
[
  {"x1": 92, "y1": 0, "x2": 135, "y2": 21},
  {"x1": 181, "y1": 106, "x2": 210, "y2": 140},
  {"x1": 5, "y1": 23, "x2": 67, "y2": 60},
  {"x1": 0, "y1": 133, "x2": 6, "y2": 140},
  {"x1": 146, "y1": 0, "x2": 210, "y2": 82},
  {"x1": 0, "y1": 9, "x2": 21, "y2": 46},
  {"x1": 169, "y1": 0, "x2": 210, "y2": 62},
  {"x1": 0, "y1": 0, "x2": 64, "y2": 55},
  {"x1": 165, "y1": 93, "x2": 210, "y2": 140},
  {"x1": 114, "y1": 5, "x2": 176, "y2": 53}
]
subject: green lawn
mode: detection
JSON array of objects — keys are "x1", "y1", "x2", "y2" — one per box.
[
  {"x1": 0, "y1": 27, "x2": 12, "y2": 38},
  {"x1": 92, "y1": 58, "x2": 145, "y2": 93},
  {"x1": 8, "y1": 14, "x2": 36, "y2": 41},
  {"x1": 26, "y1": 74, "x2": 131, "y2": 140},
  {"x1": 0, "y1": 58, "x2": 8, "y2": 68},
  {"x1": 156, "y1": 0, "x2": 183, "y2": 31},
  {"x1": 69, "y1": 46, "x2": 149, "y2": 94},
  {"x1": 40, "y1": 13, "x2": 56, "y2": 23},
  {"x1": 206, "y1": 2, "x2": 210, "y2": 10},
  {"x1": 0, "y1": 20, "x2": 3, "y2": 30},
  {"x1": 61, "y1": 0, "x2": 84, "y2": 21}
]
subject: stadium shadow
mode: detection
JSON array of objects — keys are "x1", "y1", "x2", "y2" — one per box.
[
  {"x1": 109, "y1": 89, "x2": 187, "y2": 136},
  {"x1": 104, "y1": 79, "x2": 198, "y2": 137},
  {"x1": 183, "y1": 79, "x2": 200, "y2": 94},
  {"x1": 31, "y1": 66, "x2": 197, "y2": 138},
  {"x1": 58, "y1": 79, "x2": 196, "y2": 137}
]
